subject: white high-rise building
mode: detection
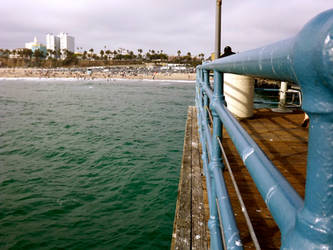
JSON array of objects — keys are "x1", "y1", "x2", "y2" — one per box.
[
  {"x1": 58, "y1": 32, "x2": 75, "y2": 53},
  {"x1": 46, "y1": 33, "x2": 60, "y2": 52}
]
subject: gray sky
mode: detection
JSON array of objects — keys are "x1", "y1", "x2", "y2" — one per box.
[{"x1": 0, "y1": 0, "x2": 332, "y2": 56}]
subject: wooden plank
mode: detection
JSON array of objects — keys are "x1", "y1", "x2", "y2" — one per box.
[
  {"x1": 221, "y1": 109, "x2": 308, "y2": 249},
  {"x1": 172, "y1": 108, "x2": 308, "y2": 249},
  {"x1": 196, "y1": 107, "x2": 211, "y2": 248},
  {"x1": 191, "y1": 106, "x2": 208, "y2": 250},
  {"x1": 201, "y1": 170, "x2": 210, "y2": 249},
  {"x1": 171, "y1": 107, "x2": 193, "y2": 249}
]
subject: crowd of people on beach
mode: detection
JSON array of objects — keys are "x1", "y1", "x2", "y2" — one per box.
[{"x1": 0, "y1": 66, "x2": 196, "y2": 81}]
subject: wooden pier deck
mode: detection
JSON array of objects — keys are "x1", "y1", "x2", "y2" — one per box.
[{"x1": 171, "y1": 106, "x2": 308, "y2": 249}]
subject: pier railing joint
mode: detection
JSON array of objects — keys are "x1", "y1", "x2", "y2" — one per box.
[{"x1": 208, "y1": 160, "x2": 224, "y2": 171}]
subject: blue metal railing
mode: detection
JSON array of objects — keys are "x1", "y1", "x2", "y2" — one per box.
[{"x1": 196, "y1": 9, "x2": 333, "y2": 249}]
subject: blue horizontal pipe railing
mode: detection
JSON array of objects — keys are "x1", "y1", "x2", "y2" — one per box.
[
  {"x1": 196, "y1": 9, "x2": 333, "y2": 249},
  {"x1": 198, "y1": 74, "x2": 304, "y2": 231}
]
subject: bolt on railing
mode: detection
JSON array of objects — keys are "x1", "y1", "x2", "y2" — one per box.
[{"x1": 196, "y1": 9, "x2": 333, "y2": 249}]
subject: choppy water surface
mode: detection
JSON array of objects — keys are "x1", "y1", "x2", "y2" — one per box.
[{"x1": 0, "y1": 79, "x2": 194, "y2": 249}]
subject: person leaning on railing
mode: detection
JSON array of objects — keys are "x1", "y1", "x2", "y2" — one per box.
[{"x1": 221, "y1": 46, "x2": 235, "y2": 58}]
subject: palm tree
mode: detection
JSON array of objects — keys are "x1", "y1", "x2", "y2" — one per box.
[
  {"x1": 137, "y1": 49, "x2": 142, "y2": 59},
  {"x1": 199, "y1": 53, "x2": 205, "y2": 61},
  {"x1": 47, "y1": 49, "x2": 53, "y2": 58},
  {"x1": 100, "y1": 49, "x2": 104, "y2": 59},
  {"x1": 113, "y1": 50, "x2": 118, "y2": 60},
  {"x1": 88, "y1": 48, "x2": 94, "y2": 60},
  {"x1": 105, "y1": 50, "x2": 111, "y2": 60},
  {"x1": 33, "y1": 49, "x2": 44, "y2": 59},
  {"x1": 186, "y1": 52, "x2": 192, "y2": 63},
  {"x1": 128, "y1": 51, "x2": 135, "y2": 59},
  {"x1": 177, "y1": 50, "x2": 181, "y2": 57},
  {"x1": 62, "y1": 49, "x2": 70, "y2": 59},
  {"x1": 17, "y1": 49, "x2": 23, "y2": 58},
  {"x1": 82, "y1": 50, "x2": 87, "y2": 59},
  {"x1": 24, "y1": 48, "x2": 33, "y2": 59},
  {"x1": 55, "y1": 49, "x2": 61, "y2": 58}
]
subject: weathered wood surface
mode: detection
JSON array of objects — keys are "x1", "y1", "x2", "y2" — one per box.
[
  {"x1": 222, "y1": 109, "x2": 308, "y2": 249},
  {"x1": 171, "y1": 106, "x2": 208, "y2": 250},
  {"x1": 191, "y1": 107, "x2": 208, "y2": 250},
  {"x1": 171, "y1": 107, "x2": 192, "y2": 250},
  {"x1": 172, "y1": 107, "x2": 308, "y2": 249}
]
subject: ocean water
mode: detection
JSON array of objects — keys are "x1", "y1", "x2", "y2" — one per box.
[{"x1": 0, "y1": 79, "x2": 194, "y2": 249}]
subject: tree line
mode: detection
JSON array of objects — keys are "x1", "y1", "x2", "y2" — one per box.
[{"x1": 0, "y1": 48, "x2": 205, "y2": 68}]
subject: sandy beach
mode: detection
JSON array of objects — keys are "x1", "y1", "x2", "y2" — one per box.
[{"x1": 0, "y1": 67, "x2": 196, "y2": 81}]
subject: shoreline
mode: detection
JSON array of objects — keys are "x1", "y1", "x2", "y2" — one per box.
[
  {"x1": 0, "y1": 76, "x2": 195, "y2": 83},
  {"x1": 0, "y1": 67, "x2": 196, "y2": 81}
]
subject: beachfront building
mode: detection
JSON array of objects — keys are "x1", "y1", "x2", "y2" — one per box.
[
  {"x1": 46, "y1": 32, "x2": 74, "y2": 58},
  {"x1": 25, "y1": 37, "x2": 47, "y2": 56},
  {"x1": 25, "y1": 36, "x2": 38, "y2": 50},
  {"x1": 58, "y1": 32, "x2": 75, "y2": 53},
  {"x1": 46, "y1": 33, "x2": 60, "y2": 52}
]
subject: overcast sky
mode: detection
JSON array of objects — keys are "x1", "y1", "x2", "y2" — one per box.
[{"x1": 0, "y1": 0, "x2": 332, "y2": 56}]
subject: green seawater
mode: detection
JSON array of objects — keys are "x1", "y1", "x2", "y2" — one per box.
[{"x1": 0, "y1": 79, "x2": 194, "y2": 249}]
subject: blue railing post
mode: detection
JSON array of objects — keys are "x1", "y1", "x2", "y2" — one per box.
[
  {"x1": 209, "y1": 71, "x2": 243, "y2": 249},
  {"x1": 281, "y1": 10, "x2": 333, "y2": 248},
  {"x1": 197, "y1": 69, "x2": 215, "y2": 248},
  {"x1": 203, "y1": 69, "x2": 223, "y2": 250}
]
